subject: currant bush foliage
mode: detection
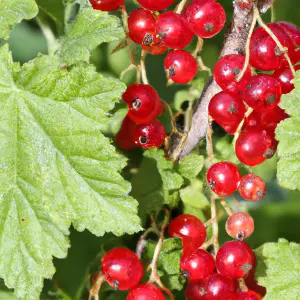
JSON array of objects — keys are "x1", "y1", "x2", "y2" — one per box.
[
  {"x1": 276, "y1": 71, "x2": 300, "y2": 190},
  {"x1": 255, "y1": 239, "x2": 300, "y2": 300}
]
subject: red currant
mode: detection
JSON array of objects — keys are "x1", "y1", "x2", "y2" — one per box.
[
  {"x1": 245, "y1": 269, "x2": 267, "y2": 298},
  {"x1": 132, "y1": 120, "x2": 166, "y2": 149},
  {"x1": 250, "y1": 23, "x2": 295, "y2": 71},
  {"x1": 238, "y1": 174, "x2": 266, "y2": 201},
  {"x1": 101, "y1": 248, "x2": 144, "y2": 290},
  {"x1": 156, "y1": 12, "x2": 194, "y2": 49},
  {"x1": 180, "y1": 249, "x2": 215, "y2": 280},
  {"x1": 206, "y1": 162, "x2": 241, "y2": 197},
  {"x1": 126, "y1": 283, "x2": 165, "y2": 300},
  {"x1": 226, "y1": 212, "x2": 254, "y2": 240},
  {"x1": 216, "y1": 241, "x2": 255, "y2": 279},
  {"x1": 185, "y1": 280, "x2": 206, "y2": 300},
  {"x1": 115, "y1": 116, "x2": 136, "y2": 151},
  {"x1": 168, "y1": 214, "x2": 207, "y2": 253},
  {"x1": 90, "y1": 0, "x2": 124, "y2": 11},
  {"x1": 142, "y1": 34, "x2": 168, "y2": 55},
  {"x1": 278, "y1": 21, "x2": 300, "y2": 48},
  {"x1": 122, "y1": 84, "x2": 161, "y2": 124},
  {"x1": 222, "y1": 123, "x2": 240, "y2": 135},
  {"x1": 235, "y1": 127, "x2": 273, "y2": 166},
  {"x1": 243, "y1": 75, "x2": 282, "y2": 111},
  {"x1": 136, "y1": 0, "x2": 174, "y2": 11},
  {"x1": 128, "y1": 9, "x2": 156, "y2": 45},
  {"x1": 208, "y1": 92, "x2": 246, "y2": 128},
  {"x1": 204, "y1": 273, "x2": 235, "y2": 297},
  {"x1": 164, "y1": 50, "x2": 197, "y2": 84},
  {"x1": 236, "y1": 290, "x2": 262, "y2": 300},
  {"x1": 183, "y1": 1, "x2": 226, "y2": 38},
  {"x1": 273, "y1": 65, "x2": 300, "y2": 94},
  {"x1": 213, "y1": 54, "x2": 252, "y2": 96}
]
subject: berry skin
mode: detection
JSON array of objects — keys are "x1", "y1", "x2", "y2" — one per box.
[
  {"x1": 273, "y1": 65, "x2": 300, "y2": 94},
  {"x1": 238, "y1": 174, "x2": 266, "y2": 201},
  {"x1": 236, "y1": 290, "x2": 262, "y2": 300},
  {"x1": 126, "y1": 283, "x2": 165, "y2": 300},
  {"x1": 90, "y1": 0, "x2": 124, "y2": 11},
  {"x1": 185, "y1": 280, "x2": 206, "y2": 300},
  {"x1": 132, "y1": 120, "x2": 166, "y2": 149},
  {"x1": 115, "y1": 116, "x2": 136, "y2": 151},
  {"x1": 122, "y1": 84, "x2": 161, "y2": 124},
  {"x1": 164, "y1": 50, "x2": 198, "y2": 84},
  {"x1": 128, "y1": 9, "x2": 156, "y2": 45},
  {"x1": 183, "y1": 1, "x2": 226, "y2": 38},
  {"x1": 180, "y1": 249, "x2": 215, "y2": 280},
  {"x1": 206, "y1": 162, "x2": 241, "y2": 197},
  {"x1": 156, "y1": 12, "x2": 194, "y2": 49},
  {"x1": 204, "y1": 273, "x2": 235, "y2": 298},
  {"x1": 216, "y1": 241, "x2": 255, "y2": 279},
  {"x1": 249, "y1": 23, "x2": 296, "y2": 71},
  {"x1": 101, "y1": 248, "x2": 144, "y2": 290},
  {"x1": 277, "y1": 21, "x2": 300, "y2": 48},
  {"x1": 168, "y1": 214, "x2": 207, "y2": 253},
  {"x1": 235, "y1": 127, "x2": 273, "y2": 166},
  {"x1": 226, "y1": 212, "x2": 255, "y2": 240},
  {"x1": 208, "y1": 91, "x2": 246, "y2": 128},
  {"x1": 243, "y1": 75, "x2": 282, "y2": 111},
  {"x1": 213, "y1": 54, "x2": 252, "y2": 96},
  {"x1": 136, "y1": 0, "x2": 174, "y2": 11}
]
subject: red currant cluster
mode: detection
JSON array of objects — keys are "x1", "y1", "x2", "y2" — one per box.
[{"x1": 210, "y1": 21, "x2": 300, "y2": 167}]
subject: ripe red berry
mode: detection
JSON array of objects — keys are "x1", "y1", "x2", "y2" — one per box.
[
  {"x1": 183, "y1": 1, "x2": 226, "y2": 38},
  {"x1": 208, "y1": 92, "x2": 246, "y2": 128},
  {"x1": 226, "y1": 212, "x2": 255, "y2": 240},
  {"x1": 273, "y1": 66, "x2": 300, "y2": 94},
  {"x1": 126, "y1": 283, "x2": 165, "y2": 300},
  {"x1": 245, "y1": 268, "x2": 267, "y2": 298},
  {"x1": 185, "y1": 280, "x2": 206, "y2": 300},
  {"x1": 250, "y1": 23, "x2": 295, "y2": 71},
  {"x1": 243, "y1": 75, "x2": 282, "y2": 111},
  {"x1": 164, "y1": 50, "x2": 197, "y2": 84},
  {"x1": 235, "y1": 127, "x2": 273, "y2": 166},
  {"x1": 115, "y1": 116, "x2": 135, "y2": 151},
  {"x1": 222, "y1": 123, "x2": 240, "y2": 135},
  {"x1": 213, "y1": 54, "x2": 252, "y2": 96},
  {"x1": 206, "y1": 162, "x2": 241, "y2": 196},
  {"x1": 238, "y1": 174, "x2": 266, "y2": 201},
  {"x1": 216, "y1": 241, "x2": 255, "y2": 279},
  {"x1": 136, "y1": 0, "x2": 174, "y2": 11},
  {"x1": 277, "y1": 21, "x2": 300, "y2": 48},
  {"x1": 168, "y1": 214, "x2": 207, "y2": 253},
  {"x1": 236, "y1": 290, "x2": 262, "y2": 300},
  {"x1": 141, "y1": 34, "x2": 168, "y2": 55},
  {"x1": 156, "y1": 12, "x2": 194, "y2": 49},
  {"x1": 204, "y1": 273, "x2": 235, "y2": 297},
  {"x1": 128, "y1": 9, "x2": 156, "y2": 45},
  {"x1": 122, "y1": 84, "x2": 161, "y2": 124},
  {"x1": 180, "y1": 249, "x2": 215, "y2": 280},
  {"x1": 132, "y1": 120, "x2": 166, "y2": 149},
  {"x1": 90, "y1": 0, "x2": 124, "y2": 11},
  {"x1": 101, "y1": 248, "x2": 144, "y2": 290}
]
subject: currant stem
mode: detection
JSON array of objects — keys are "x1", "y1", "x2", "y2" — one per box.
[
  {"x1": 238, "y1": 278, "x2": 249, "y2": 292},
  {"x1": 201, "y1": 237, "x2": 214, "y2": 250},
  {"x1": 88, "y1": 273, "x2": 104, "y2": 300},
  {"x1": 163, "y1": 100, "x2": 185, "y2": 137},
  {"x1": 140, "y1": 50, "x2": 149, "y2": 84},
  {"x1": 175, "y1": 0, "x2": 188, "y2": 14},
  {"x1": 120, "y1": 64, "x2": 137, "y2": 81},
  {"x1": 192, "y1": 37, "x2": 204, "y2": 57},
  {"x1": 220, "y1": 199, "x2": 234, "y2": 216},
  {"x1": 236, "y1": 7, "x2": 259, "y2": 82},
  {"x1": 136, "y1": 227, "x2": 160, "y2": 259},
  {"x1": 256, "y1": 10, "x2": 296, "y2": 76},
  {"x1": 233, "y1": 106, "x2": 253, "y2": 146}
]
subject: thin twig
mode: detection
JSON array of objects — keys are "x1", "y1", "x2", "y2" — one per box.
[
  {"x1": 140, "y1": 50, "x2": 149, "y2": 84},
  {"x1": 201, "y1": 238, "x2": 214, "y2": 250},
  {"x1": 220, "y1": 199, "x2": 234, "y2": 216},
  {"x1": 233, "y1": 106, "x2": 253, "y2": 145},
  {"x1": 136, "y1": 227, "x2": 160, "y2": 259},
  {"x1": 192, "y1": 37, "x2": 204, "y2": 57},
  {"x1": 256, "y1": 10, "x2": 296, "y2": 76},
  {"x1": 88, "y1": 274, "x2": 104, "y2": 300},
  {"x1": 175, "y1": 0, "x2": 188, "y2": 14},
  {"x1": 120, "y1": 64, "x2": 137, "y2": 80},
  {"x1": 197, "y1": 57, "x2": 212, "y2": 76}
]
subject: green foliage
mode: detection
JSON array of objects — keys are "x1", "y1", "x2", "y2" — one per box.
[
  {"x1": 276, "y1": 71, "x2": 300, "y2": 190},
  {"x1": 255, "y1": 239, "x2": 300, "y2": 299},
  {"x1": 0, "y1": 0, "x2": 38, "y2": 39},
  {"x1": 59, "y1": 8, "x2": 125, "y2": 65}
]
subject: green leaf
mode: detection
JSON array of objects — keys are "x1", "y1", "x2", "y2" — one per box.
[
  {"x1": 36, "y1": 0, "x2": 65, "y2": 25},
  {"x1": 0, "y1": 291, "x2": 17, "y2": 300},
  {"x1": 255, "y1": 239, "x2": 300, "y2": 299},
  {"x1": 59, "y1": 8, "x2": 125, "y2": 65},
  {"x1": 0, "y1": 0, "x2": 38, "y2": 39},
  {"x1": 0, "y1": 44, "x2": 141, "y2": 299},
  {"x1": 178, "y1": 153, "x2": 204, "y2": 181},
  {"x1": 276, "y1": 71, "x2": 300, "y2": 190}
]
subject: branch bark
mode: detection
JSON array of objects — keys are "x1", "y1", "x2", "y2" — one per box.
[{"x1": 167, "y1": 0, "x2": 274, "y2": 160}]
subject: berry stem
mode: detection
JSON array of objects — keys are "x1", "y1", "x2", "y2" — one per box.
[
  {"x1": 88, "y1": 273, "x2": 104, "y2": 300},
  {"x1": 136, "y1": 227, "x2": 160, "y2": 259},
  {"x1": 149, "y1": 209, "x2": 174, "y2": 300},
  {"x1": 236, "y1": 7, "x2": 259, "y2": 82},
  {"x1": 140, "y1": 50, "x2": 149, "y2": 84},
  {"x1": 175, "y1": 0, "x2": 188, "y2": 14},
  {"x1": 193, "y1": 38, "x2": 212, "y2": 75},
  {"x1": 201, "y1": 237, "x2": 214, "y2": 250},
  {"x1": 238, "y1": 278, "x2": 249, "y2": 292},
  {"x1": 233, "y1": 106, "x2": 253, "y2": 145},
  {"x1": 192, "y1": 37, "x2": 204, "y2": 57},
  {"x1": 120, "y1": 64, "x2": 137, "y2": 81},
  {"x1": 256, "y1": 9, "x2": 296, "y2": 76},
  {"x1": 220, "y1": 199, "x2": 234, "y2": 216}
]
